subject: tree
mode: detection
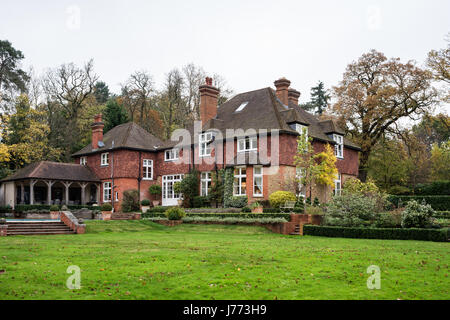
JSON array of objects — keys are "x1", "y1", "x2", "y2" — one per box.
[
  {"x1": 430, "y1": 141, "x2": 450, "y2": 181},
  {"x1": 412, "y1": 113, "x2": 450, "y2": 150},
  {"x1": 332, "y1": 50, "x2": 438, "y2": 181},
  {"x1": 427, "y1": 33, "x2": 450, "y2": 103},
  {"x1": 121, "y1": 70, "x2": 153, "y2": 125},
  {"x1": 103, "y1": 98, "x2": 129, "y2": 133},
  {"x1": 294, "y1": 128, "x2": 338, "y2": 201},
  {"x1": 299, "y1": 81, "x2": 330, "y2": 115},
  {"x1": 93, "y1": 81, "x2": 110, "y2": 104},
  {"x1": 0, "y1": 40, "x2": 29, "y2": 107}
]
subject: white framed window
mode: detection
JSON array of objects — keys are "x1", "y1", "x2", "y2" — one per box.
[
  {"x1": 103, "y1": 182, "x2": 112, "y2": 202},
  {"x1": 237, "y1": 136, "x2": 257, "y2": 152},
  {"x1": 235, "y1": 101, "x2": 249, "y2": 112},
  {"x1": 296, "y1": 167, "x2": 306, "y2": 197},
  {"x1": 334, "y1": 173, "x2": 342, "y2": 196},
  {"x1": 199, "y1": 132, "x2": 214, "y2": 157},
  {"x1": 80, "y1": 157, "x2": 87, "y2": 166},
  {"x1": 201, "y1": 172, "x2": 212, "y2": 196},
  {"x1": 115, "y1": 191, "x2": 119, "y2": 202},
  {"x1": 253, "y1": 166, "x2": 263, "y2": 197},
  {"x1": 101, "y1": 152, "x2": 109, "y2": 166},
  {"x1": 233, "y1": 167, "x2": 247, "y2": 196},
  {"x1": 165, "y1": 149, "x2": 179, "y2": 161},
  {"x1": 333, "y1": 134, "x2": 344, "y2": 159},
  {"x1": 143, "y1": 159, "x2": 153, "y2": 180},
  {"x1": 291, "y1": 123, "x2": 308, "y2": 142}
]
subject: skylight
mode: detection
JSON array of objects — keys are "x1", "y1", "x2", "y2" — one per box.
[{"x1": 235, "y1": 102, "x2": 249, "y2": 112}]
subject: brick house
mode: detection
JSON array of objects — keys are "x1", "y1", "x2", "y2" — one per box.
[{"x1": 1, "y1": 78, "x2": 360, "y2": 210}]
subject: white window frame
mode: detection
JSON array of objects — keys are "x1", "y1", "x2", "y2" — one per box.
[
  {"x1": 101, "y1": 152, "x2": 109, "y2": 166},
  {"x1": 115, "y1": 191, "x2": 119, "y2": 202},
  {"x1": 253, "y1": 166, "x2": 263, "y2": 197},
  {"x1": 334, "y1": 173, "x2": 342, "y2": 196},
  {"x1": 103, "y1": 182, "x2": 112, "y2": 202},
  {"x1": 199, "y1": 132, "x2": 214, "y2": 157},
  {"x1": 143, "y1": 159, "x2": 153, "y2": 180},
  {"x1": 201, "y1": 172, "x2": 212, "y2": 196},
  {"x1": 80, "y1": 157, "x2": 87, "y2": 166},
  {"x1": 233, "y1": 167, "x2": 247, "y2": 196},
  {"x1": 237, "y1": 136, "x2": 257, "y2": 152},
  {"x1": 333, "y1": 134, "x2": 344, "y2": 159},
  {"x1": 165, "y1": 149, "x2": 179, "y2": 161}
]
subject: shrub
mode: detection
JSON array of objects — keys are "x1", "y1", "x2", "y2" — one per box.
[
  {"x1": 374, "y1": 212, "x2": 400, "y2": 228},
  {"x1": 49, "y1": 205, "x2": 59, "y2": 211},
  {"x1": 181, "y1": 216, "x2": 288, "y2": 224},
  {"x1": 143, "y1": 211, "x2": 291, "y2": 220},
  {"x1": 388, "y1": 185, "x2": 411, "y2": 195},
  {"x1": 192, "y1": 196, "x2": 210, "y2": 208},
  {"x1": 305, "y1": 205, "x2": 324, "y2": 215},
  {"x1": 141, "y1": 199, "x2": 150, "y2": 206},
  {"x1": 228, "y1": 196, "x2": 248, "y2": 208},
  {"x1": 250, "y1": 201, "x2": 262, "y2": 209},
  {"x1": 414, "y1": 181, "x2": 450, "y2": 196},
  {"x1": 323, "y1": 193, "x2": 377, "y2": 227},
  {"x1": 165, "y1": 207, "x2": 186, "y2": 220},
  {"x1": 387, "y1": 195, "x2": 450, "y2": 211},
  {"x1": 295, "y1": 196, "x2": 305, "y2": 213},
  {"x1": 178, "y1": 170, "x2": 200, "y2": 207},
  {"x1": 101, "y1": 203, "x2": 112, "y2": 211},
  {"x1": 121, "y1": 189, "x2": 140, "y2": 212},
  {"x1": 313, "y1": 197, "x2": 320, "y2": 207},
  {"x1": 306, "y1": 197, "x2": 312, "y2": 205},
  {"x1": 401, "y1": 200, "x2": 435, "y2": 228},
  {"x1": 269, "y1": 191, "x2": 296, "y2": 208},
  {"x1": 149, "y1": 184, "x2": 162, "y2": 195},
  {"x1": 241, "y1": 206, "x2": 251, "y2": 213},
  {"x1": 303, "y1": 225, "x2": 448, "y2": 242}
]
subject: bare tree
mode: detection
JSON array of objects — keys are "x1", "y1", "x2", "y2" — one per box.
[{"x1": 121, "y1": 70, "x2": 153, "y2": 125}]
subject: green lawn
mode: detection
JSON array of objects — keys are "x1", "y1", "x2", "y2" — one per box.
[{"x1": 0, "y1": 220, "x2": 448, "y2": 300}]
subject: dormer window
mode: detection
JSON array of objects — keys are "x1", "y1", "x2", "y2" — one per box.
[
  {"x1": 199, "y1": 132, "x2": 214, "y2": 157},
  {"x1": 333, "y1": 134, "x2": 344, "y2": 159},
  {"x1": 80, "y1": 157, "x2": 87, "y2": 166},
  {"x1": 237, "y1": 136, "x2": 257, "y2": 152},
  {"x1": 291, "y1": 123, "x2": 308, "y2": 143},
  {"x1": 165, "y1": 149, "x2": 179, "y2": 161}
]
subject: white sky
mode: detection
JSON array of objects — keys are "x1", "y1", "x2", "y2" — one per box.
[{"x1": 1, "y1": 0, "x2": 449, "y2": 113}]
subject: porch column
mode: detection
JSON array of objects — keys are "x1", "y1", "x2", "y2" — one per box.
[
  {"x1": 78, "y1": 182, "x2": 88, "y2": 205},
  {"x1": 29, "y1": 180, "x2": 37, "y2": 205},
  {"x1": 20, "y1": 182, "x2": 24, "y2": 204},
  {"x1": 96, "y1": 184, "x2": 101, "y2": 204},
  {"x1": 44, "y1": 180, "x2": 55, "y2": 205},
  {"x1": 62, "y1": 181, "x2": 72, "y2": 205}
]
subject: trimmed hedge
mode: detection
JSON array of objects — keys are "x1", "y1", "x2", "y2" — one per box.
[
  {"x1": 434, "y1": 211, "x2": 450, "y2": 219},
  {"x1": 142, "y1": 212, "x2": 291, "y2": 221},
  {"x1": 303, "y1": 225, "x2": 448, "y2": 242},
  {"x1": 387, "y1": 195, "x2": 450, "y2": 211},
  {"x1": 14, "y1": 204, "x2": 98, "y2": 213}
]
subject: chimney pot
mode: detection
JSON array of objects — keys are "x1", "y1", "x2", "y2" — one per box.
[
  {"x1": 274, "y1": 78, "x2": 291, "y2": 105},
  {"x1": 288, "y1": 88, "x2": 301, "y2": 106}
]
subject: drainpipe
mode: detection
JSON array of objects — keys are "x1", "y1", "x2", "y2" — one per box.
[
  {"x1": 138, "y1": 151, "x2": 142, "y2": 202},
  {"x1": 111, "y1": 140, "x2": 115, "y2": 213}
]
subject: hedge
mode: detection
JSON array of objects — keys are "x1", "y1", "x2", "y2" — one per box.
[
  {"x1": 14, "y1": 204, "x2": 98, "y2": 213},
  {"x1": 387, "y1": 195, "x2": 450, "y2": 211},
  {"x1": 142, "y1": 212, "x2": 291, "y2": 221},
  {"x1": 303, "y1": 225, "x2": 448, "y2": 242},
  {"x1": 434, "y1": 211, "x2": 450, "y2": 219}
]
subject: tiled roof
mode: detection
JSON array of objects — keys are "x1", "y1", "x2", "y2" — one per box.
[{"x1": 1, "y1": 161, "x2": 100, "y2": 182}]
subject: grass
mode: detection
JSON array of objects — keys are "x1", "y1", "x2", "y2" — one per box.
[{"x1": 0, "y1": 220, "x2": 449, "y2": 300}]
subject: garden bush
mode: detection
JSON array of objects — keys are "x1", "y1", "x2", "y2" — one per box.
[
  {"x1": 387, "y1": 195, "x2": 450, "y2": 211},
  {"x1": 149, "y1": 184, "x2": 162, "y2": 195},
  {"x1": 182, "y1": 216, "x2": 288, "y2": 224},
  {"x1": 49, "y1": 205, "x2": 59, "y2": 211},
  {"x1": 121, "y1": 189, "x2": 140, "y2": 212},
  {"x1": 323, "y1": 193, "x2": 377, "y2": 227},
  {"x1": 241, "y1": 206, "x2": 251, "y2": 213},
  {"x1": 141, "y1": 199, "x2": 150, "y2": 206},
  {"x1": 14, "y1": 204, "x2": 98, "y2": 213},
  {"x1": 227, "y1": 196, "x2": 248, "y2": 208},
  {"x1": 165, "y1": 207, "x2": 186, "y2": 220},
  {"x1": 388, "y1": 185, "x2": 412, "y2": 195},
  {"x1": 192, "y1": 196, "x2": 210, "y2": 208},
  {"x1": 101, "y1": 203, "x2": 112, "y2": 211},
  {"x1": 303, "y1": 225, "x2": 448, "y2": 242},
  {"x1": 401, "y1": 200, "x2": 435, "y2": 228},
  {"x1": 374, "y1": 212, "x2": 400, "y2": 228},
  {"x1": 305, "y1": 205, "x2": 324, "y2": 215},
  {"x1": 414, "y1": 181, "x2": 450, "y2": 196},
  {"x1": 269, "y1": 191, "x2": 296, "y2": 208}
]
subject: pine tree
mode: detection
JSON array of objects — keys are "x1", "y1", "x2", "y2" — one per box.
[
  {"x1": 103, "y1": 98, "x2": 129, "y2": 133},
  {"x1": 310, "y1": 81, "x2": 330, "y2": 115}
]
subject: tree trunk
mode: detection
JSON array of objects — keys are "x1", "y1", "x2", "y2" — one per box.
[{"x1": 358, "y1": 150, "x2": 370, "y2": 182}]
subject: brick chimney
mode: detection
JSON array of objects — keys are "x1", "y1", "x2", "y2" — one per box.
[
  {"x1": 288, "y1": 88, "x2": 301, "y2": 106},
  {"x1": 91, "y1": 114, "x2": 104, "y2": 149},
  {"x1": 199, "y1": 77, "x2": 220, "y2": 124},
  {"x1": 274, "y1": 78, "x2": 291, "y2": 105}
]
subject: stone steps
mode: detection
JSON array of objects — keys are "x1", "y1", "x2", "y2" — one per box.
[
  {"x1": 6, "y1": 221, "x2": 75, "y2": 236},
  {"x1": 290, "y1": 224, "x2": 301, "y2": 236},
  {"x1": 111, "y1": 213, "x2": 136, "y2": 220}
]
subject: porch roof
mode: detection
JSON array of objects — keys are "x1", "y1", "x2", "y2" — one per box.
[{"x1": 1, "y1": 161, "x2": 100, "y2": 183}]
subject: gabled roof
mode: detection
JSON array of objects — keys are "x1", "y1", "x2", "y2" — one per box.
[
  {"x1": 72, "y1": 122, "x2": 164, "y2": 156},
  {"x1": 1, "y1": 161, "x2": 100, "y2": 183}
]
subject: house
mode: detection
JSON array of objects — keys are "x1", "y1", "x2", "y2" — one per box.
[{"x1": 1, "y1": 78, "x2": 360, "y2": 210}]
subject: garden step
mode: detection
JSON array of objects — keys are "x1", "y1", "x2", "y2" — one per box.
[
  {"x1": 5, "y1": 221, "x2": 74, "y2": 236},
  {"x1": 7, "y1": 230, "x2": 75, "y2": 235}
]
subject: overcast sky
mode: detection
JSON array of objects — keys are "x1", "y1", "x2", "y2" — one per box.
[{"x1": 1, "y1": 0, "x2": 449, "y2": 110}]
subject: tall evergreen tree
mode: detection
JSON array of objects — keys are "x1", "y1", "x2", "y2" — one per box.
[
  {"x1": 299, "y1": 81, "x2": 330, "y2": 115},
  {"x1": 93, "y1": 81, "x2": 110, "y2": 104},
  {"x1": 103, "y1": 98, "x2": 129, "y2": 133}
]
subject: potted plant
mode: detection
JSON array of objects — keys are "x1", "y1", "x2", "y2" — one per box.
[
  {"x1": 164, "y1": 207, "x2": 185, "y2": 226},
  {"x1": 141, "y1": 199, "x2": 150, "y2": 213},
  {"x1": 250, "y1": 201, "x2": 263, "y2": 213},
  {"x1": 173, "y1": 182, "x2": 183, "y2": 206},
  {"x1": 49, "y1": 205, "x2": 60, "y2": 220},
  {"x1": 149, "y1": 185, "x2": 162, "y2": 207},
  {"x1": 101, "y1": 203, "x2": 113, "y2": 220}
]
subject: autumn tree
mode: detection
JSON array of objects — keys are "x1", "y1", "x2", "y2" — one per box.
[
  {"x1": 427, "y1": 33, "x2": 450, "y2": 102},
  {"x1": 412, "y1": 113, "x2": 449, "y2": 150},
  {"x1": 332, "y1": 50, "x2": 438, "y2": 181},
  {"x1": 430, "y1": 141, "x2": 450, "y2": 181},
  {"x1": 121, "y1": 70, "x2": 153, "y2": 125},
  {"x1": 103, "y1": 98, "x2": 129, "y2": 133}
]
